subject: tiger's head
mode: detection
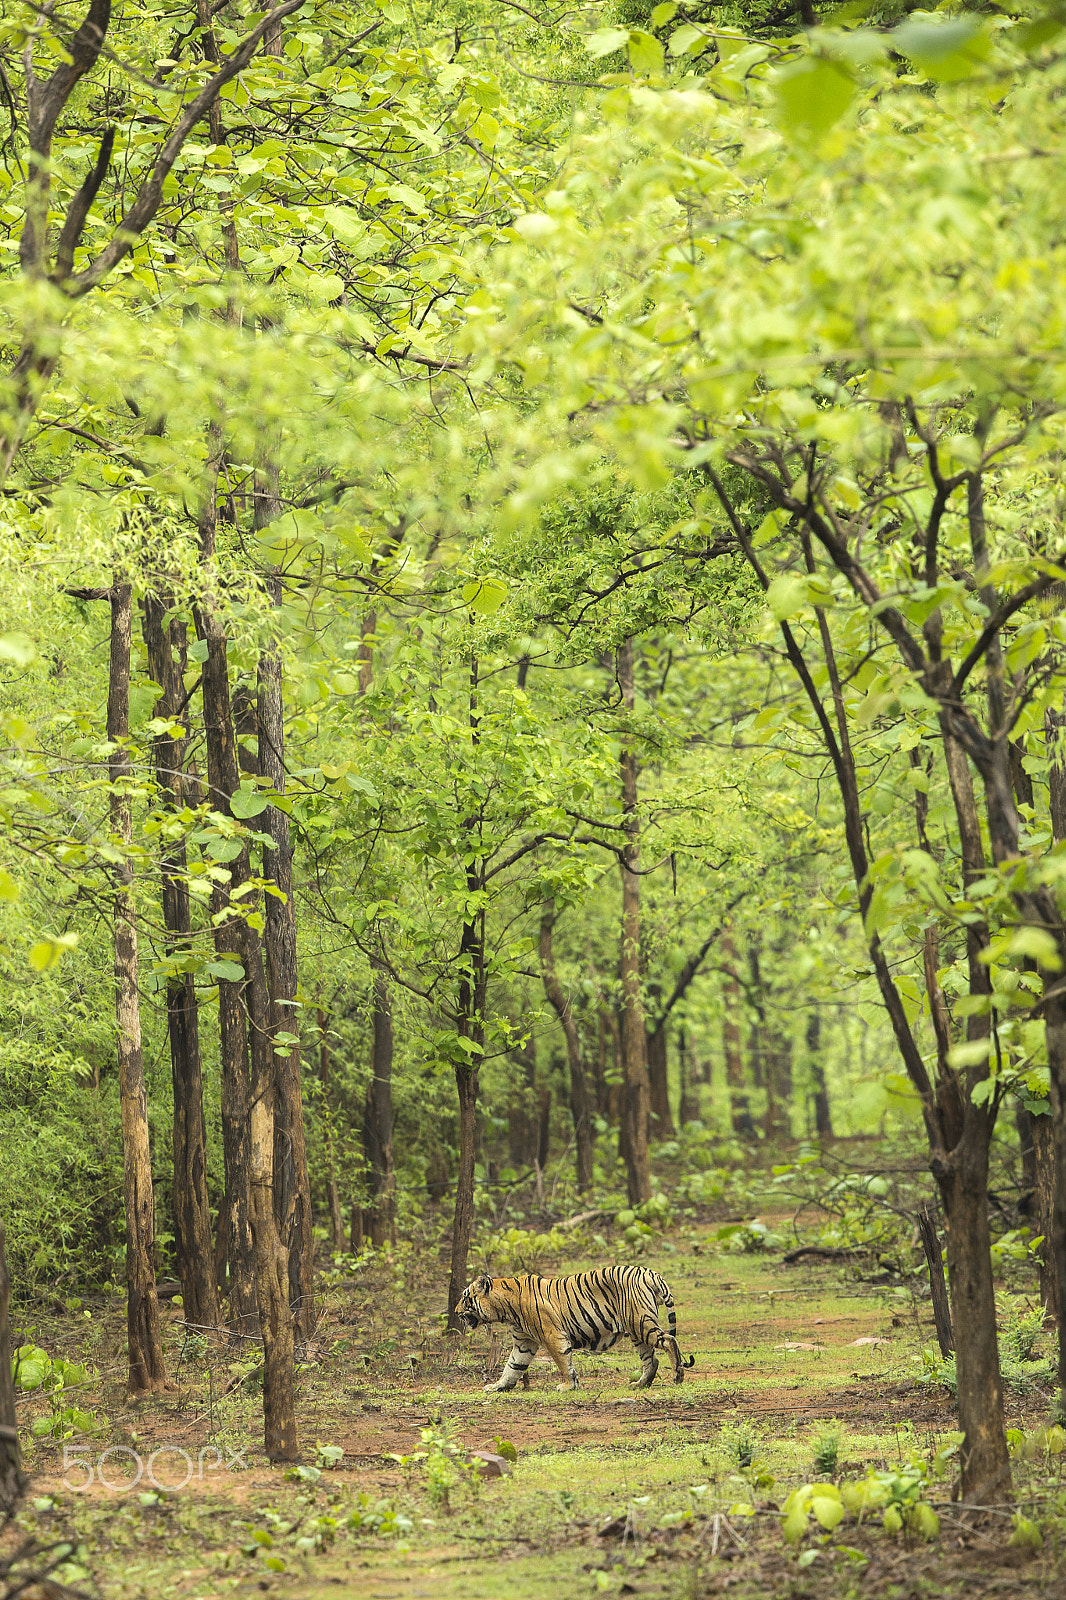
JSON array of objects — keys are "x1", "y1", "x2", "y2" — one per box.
[{"x1": 455, "y1": 1272, "x2": 495, "y2": 1331}]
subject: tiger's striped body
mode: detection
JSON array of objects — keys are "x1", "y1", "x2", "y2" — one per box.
[{"x1": 456, "y1": 1265, "x2": 695, "y2": 1392}]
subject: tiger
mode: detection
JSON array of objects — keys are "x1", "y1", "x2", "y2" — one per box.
[{"x1": 455, "y1": 1264, "x2": 696, "y2": 1392}]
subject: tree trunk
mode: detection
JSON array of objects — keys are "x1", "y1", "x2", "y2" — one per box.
[
  {"x1": 917, "y1": 1204, "x2": 954, "y2": 1358},
  {"x1": 645, "y1": 1021, "x2": 676, "y2": 1139},
  {"x1": 246, "y1": 933, "x2": 297, "y2": 1461},
  {"x1": 749, "y1": 944, "x2": 774, "y2": 1135},
  {"x1": 0, "y1": 1209, "x2": 24, "y2": 1511},
  {"x1": 1016, "y1": 1103, "x2": 1037, "y2": 1194},
  {"x1": 363, "y1": 967, "x2": 396, "y2": 1248},
  {"x1": 142, "y1": 593, "x2": 218, "y2": 1331},
  {"x1": 194, "y1": 589, "x2": 258, "y2": 1337},
  {"x1": 109, "y1": 583, "x2": 168, "y2": 1395},
  {"x1": 677, "y1": 1026, "x2": 699, "y2": 1125},
  {"x1": 507, "y1": 1030, "x2": 537, "y2": 1168},
  {"x1": 196, "y1": 459, "x2": 298, "y2": 1461},
  {"x1": 540, "y1": 904, "x2": 594, "y2": 1191},
  {"x1": 317, "y1": 1009, "x2": 344, "y2": 1254},
  {"x1": 617, "y1": 639, "x2": 652, "y2": 1205},
  {"x1": 536, "y1": 1083, "x2": 552, "y2": 1173},
  {"x1": 447, "y1": 1061, "x2": 480, "y2": 1327},
  {"x1": 807, "y1": 1011, "x2": 834, "y2": 1139},
  {"x1": 1030, "y1": 1111, "x2": 1060, "y2": 1326},
  {"x1": 255, "y1": 500, "x2": 313, "y2": 1341},
  {"x1": 937, "y1": 1127, "x2": 1010, "y2": 1501},
  {"x1": 720, "y1": 929, "x2": 754, "y2": 1139}
]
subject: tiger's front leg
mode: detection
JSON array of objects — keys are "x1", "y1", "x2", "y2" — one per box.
[
  {"x1": 485, "y1": 1340, "x2": 536, "y2": 1392},
  {"x1": 541, "y1": 1327, "x2": 579, "y2": 1390}
]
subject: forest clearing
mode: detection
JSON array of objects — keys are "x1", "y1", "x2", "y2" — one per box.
[
  {"x1": 9, "y1": 1169, "x2": 1066, "y2": 1598},
  {"x1": 5, "y1": 2, "x2": 1066, "y2": 1598}
]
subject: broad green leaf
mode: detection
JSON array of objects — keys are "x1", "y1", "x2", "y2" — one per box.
[
  {"x1": 766, "y1": 574, "x2": 809, "y2": 621},
  {"x1": 628, "y1": 30, "x2": 665, "y2": 76},
  {"x1": 207, "y1": 959, "x2": 245, "y2": 982},
  {"x1": 462, "y1": 577, "x2": 507, "y2": 615},
  {"x1": 230, "y1": 786, "x2": 272, "y2": 819},
  {"x1": 774, "y1": 56, "x2": 855, "y2": 142},
  {"x1": 586, "y1": 27, "x2": 628, "y2": 58},
  {"x1": 891, "y1": 18, "x2": 989, "y2": 82}
]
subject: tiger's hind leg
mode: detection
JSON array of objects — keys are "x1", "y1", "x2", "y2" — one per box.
[
  {"x1": 486, "y1": 1340, "x2": 536, "y2": 1392},
  {"x1": 631, "y1": 1343, "x2": 659, "y2": 1389}
]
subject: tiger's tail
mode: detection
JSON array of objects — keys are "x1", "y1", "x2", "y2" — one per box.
[{"x1": 648, "y1": 1271, "x2": 695, "y2": 1374}]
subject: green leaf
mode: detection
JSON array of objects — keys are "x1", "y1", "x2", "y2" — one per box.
[
  {"x1": 890, "y1": 18, "x2": 988, "y2": 82},
  {"x1": 28, "y1": 933, "x2": 79, "y2": 973},
  {"x1": 766, "y1": 575, "x2": 809, "y2": 621},
  {"x1": 628, "y1": 30, "x2": 665, "y2": 76},
  {"x1": 207, "y1": 959, "x2": 245, "y2": 982},
  {"x1": 462, "y1": 577, "x2": 507, "y2": 615},
  {"x1": 586, "y1": 27, "x2": 628, "y2": 58},
  {"x1": 774, "y1": 56, "x2": 855, "y2": 143},
  {"x1": 812, "y1": 1494, "x2": 844, "y2": 1530},
  {"x1": 230, "y1": 786, "x2": 271, "y2": 819}
]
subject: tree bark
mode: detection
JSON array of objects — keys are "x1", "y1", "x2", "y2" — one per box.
[
  {"x1": 447, "y1": 1059, "x2": 480, "y2": 1327},
  {"x1": 507, "y1": 1031, "x2": 537, "y2": 1168},
  {"x1": 540, "y1": 905, "x2": 594, "y2": 1191},
  {"x1": 807, "y1": 1011, "x2": 834, "y2": 1139},
  {"x1": 1030, "y1": 1112, "x2": 1060, "y2": 1327},
  {"x1": 108, "y1": 583, "x2": 168, "y2": 1395},
  {"x1": 255, "y1": 473, "x2": 314, "y2": 1340},
  {"x1": 617, "y1": 639, "x2": 652, "y2": 1204},
  {"x1": 0, "y1": 1209, "x2": 24, "y2": 1511},
  {"x1": 317, "y1": 1009, "x2": 344, "y2": 1253},
  {"x1": 194, "y1": 583, "x2": 258, "y2": 1337},
  {"x1": 917, "y1": 1204, "x2": 954, "y2": 1359},
  {"x1": 720, "y1": 929, "x2": 754, "y2": 1139},
  {"x1": 141, "y1": 593, "x2": 218, "y2": 1331},
  {"x1": 363, "y1": 967, "x2": 396, "y2": 1248},
  {"x1": 677, "y1": 1026, "x2": 700, "y2": 1125},
  {"x1": 645, "y1": 1020, "x2": 676, "y2": 1138}
]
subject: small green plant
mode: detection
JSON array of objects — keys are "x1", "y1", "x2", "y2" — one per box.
[
  {"x1": 812, "y1": 1424, "x2": 841, "y2": 1479},
  {"x1": 714, "y1": 1219, "x2": 784, "y2": 1255},
  {"x1": 1001, "y1": 1302, "x2": 1045, "y2": 1364},
  {"x1": 12, "y1": 1342, "x2": 105, "y2": 1441}
]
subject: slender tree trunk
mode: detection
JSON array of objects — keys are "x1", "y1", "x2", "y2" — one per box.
[
  {"x1": 677, "y1": 1026, "x2": 699, "y2": 1125},
  {"x1": 0, "y1": 1210, "x2": 24, "y2": 1510},
  {"x1": 108, "y1": 583, "x2": 168, "y2": 1395},
  {"x1": 645, "y1": 1020, "x2": 676, "y2": 1138},
  {"x1": 917, "y1": 1204, "x2": 954, "y2": 1359},
  {"x1": 720, "y1": 929, "x2": 754, "y2": 1139},
  {"x1": 1030, "y1": 1112, "x2": 1060, "y2": 1326},
  {"x1": 317, "y1": 1009, "x2": 344, "y2": 1253},
  {"x1": 446, "y1": 654, "x2": 489, "y2": 1327},
  {"x1": 617, "y1": 639, "x2": 652, "y2": 1204},
  {"x1": 508, "y1": 1030, "x2": 537, "y2": 1167},
  {"x1": 1016, "y1": 1103, "x2": 1037, "y2": 1194},
  {"x1": 254, "y1": 455, "x2": 313, "y2": 1340},
  {"x1": 807, "y1": 1011, "x2": 834, "y2": 1139},
  {"x1": 363, "y1": 967, "x2": 396, "y2": 1248},
  {"x1": 749, "y1": 944, "x2": 774, "y2": 1135},
  {"x1": 194, "y1": 585, "x2": 258, "y2": 1336},
  {"x1": 245, "y1": 921, "x2": 297, "y2": 1460},
  {"x1": 448, "y1": 1060, "x2": 480, "y2": 1326},
  {"x1": 540, "y1": 905, "x2": 594, "y2": 1191},
  {"x1": 142, "y1": 593, "x2": 218, "y2": 1330}
]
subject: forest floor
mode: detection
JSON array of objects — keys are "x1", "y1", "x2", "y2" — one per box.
[{"x1": 5, "y1": 1214, "x2": 1066, "y2": 1599}]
